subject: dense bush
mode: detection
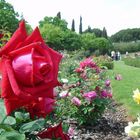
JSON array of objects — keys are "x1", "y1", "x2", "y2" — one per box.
[
  {"x1": 94, "y1": 55, "x2": 114, "y2": 69},
  {"x1": 113, "y1": 42, "x2": 140, "y2": 54},
  {"x1": 81, "y1": 33, "x2": 96, "y2": 50},
  {"x1": 123, "y1": 57, "x2": 140, "y2": 68},
  {"x1": 57, "y1": 57, "x2": 112, "y2": 125},
  {"x1": 87, "y1": 37, "x2": 112, "y2": 55},
  {"x1": 62, "y1": 30, "x2": 82, "y2": 51}
]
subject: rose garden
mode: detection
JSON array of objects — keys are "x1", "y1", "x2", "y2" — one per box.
[{"x1": 1, "y1": 1, "x2": 140, "y2": 140}]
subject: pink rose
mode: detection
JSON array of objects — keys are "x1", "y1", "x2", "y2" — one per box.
[
  {"x1": 115, "y1": 74, "x2": 122, "y2": 80},
  {"x1": 101, "y1": 90, "x2": 108, "y2": 97},
  {"x1": 83, "y1": 91, "x2": 96, "y2": 101},
  {"x1": 105, "y1": 79, "x2": 111, "y2": 87},
  {"x1": 71, "y1": 97, "x2": 81, "y2": 106}
]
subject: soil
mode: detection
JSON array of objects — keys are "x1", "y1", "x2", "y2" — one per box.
[{"x1": 69, "y1": 100, "x2": 137, "y2": 140}]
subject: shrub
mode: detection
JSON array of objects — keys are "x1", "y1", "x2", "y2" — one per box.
[
  {"x1": 56, "y1": 58, "x2": 112, "y2": 125},
  {"x1": 113, "y1": 42, "x2": 140, "y2": 54},
  {"x1": 123, "y1": 57, "x2": 140, "y2": 68},
  {"x1": 94, "y1": 55, "x2": 114, "y2": 69},
  {"x1": 88, "y1": 37, "x2": 113, "y2": 55}
]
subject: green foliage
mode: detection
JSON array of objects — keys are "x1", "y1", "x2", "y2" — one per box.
[
  {"x1": 123, "y1": 57, "x2": 140, "y2": 68},
  {"x1": 40, "y1": 22, "x2": 82, "y2": 51},
  {"x1": 94, "y1": 55, "x2": 114, "y2": 69},
  {"x1": 57, "y1": 57, "x2": 112, "y2": 125},
  {"x1": 113, "y1": 42, "x2": 140, "y2": 54},
  {"x1": 19, "y1": 119, "x2": 45, "y2": 133},
  {"x1": 88, "y1": 37, "x2": 112, "y2": 55},
  {"x1": 62, "y1": 30, "x2": 82, "y2": 51},
  {"x1": 111, "y1": 28, "x2": 140, "y2": 42},
  {"x1": 39, "y1": 16, "x2": 68, "y2": 31},
  {"x1": 81, "y1": 33, "x2": 96, "y2": 50},
  {"x1": 84, "y1": 28, "x2": 103, "y2": 37},
  {"x1": 40, "y1": 23, "x2": 64, "y2": 50},
  {"x1": 25, "y1": 23, "x2": 33, "y2": 34},
  {"x1": 0, "y1": 131, "x2": 25, "y2": 140},
  {"x1": 0, "y1": 0, "x2": 19, "y2": 33}
]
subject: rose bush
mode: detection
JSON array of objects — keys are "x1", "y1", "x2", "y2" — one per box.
[
  {"x1": 56, "y1": 57, "x2": 112, "y2": 125},
  {"x1": 0, "y1": 21, "x2": 62, "y2": 118}
]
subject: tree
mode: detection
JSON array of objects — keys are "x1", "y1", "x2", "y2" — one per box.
[
  {"x1": 56, "y1": 11, "x2": 61, "y2": 19},
  {"x1": 25, "y1": 23, "x2": 33, "y2": 34},
  {"x1": 83, "y1": 27, "x2": 102, "y2": 37},
  {"x1": 81, "y1": 33, "x2": 96, "y2": 50},
  {"x1": 88, "y1": 37, "x2": 112, "y2": 55},
  {"x1": 71, "y1": 19, "x2": 75, "y2": 32},
  {"x1": 0, "y1": 0, "x2": 19, "y2": 33},
  {"x1": 79, "y1": 16, "x2": 82, "y2": 34},
  {"x1": 87, "y1": 26, "x2": 92, "y2": 33},
  {"x1": 39, "y1": 16, "x2": 68, "y2": 31},
  {"x1": 40, "y1": 23, "x2": 64, "y2": 50},
  {"x1": 92, "y1": 28, "x2": 102, "y2": 37},
  {"x1": 102, "y1": 27, "x2": 108, "y2": 39},
  {"x1": 110, "y1": 28, "x2": 140, "y2": 42}
]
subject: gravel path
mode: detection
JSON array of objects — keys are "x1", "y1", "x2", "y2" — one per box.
[{"x1": 69, "y1": 100, "x2": 136, "y2": 140}]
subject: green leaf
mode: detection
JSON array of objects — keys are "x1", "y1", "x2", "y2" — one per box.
[
  {"x1": 0, "y1": 99, "x2": 7, "y2": 123},
  {"x1": 15, "y1": 112, "x2": 29, "y2": 122},
  {"x1": 19, "y1": 118, "x2": 45, "y2": 133},
  {"x1": 4, "y1": 116, "x2": 16, "y2": 125},
  {"x1": 0, "y1": 131, "x2": 25, "y2": 140},
  {"x1": 0, "y1": 124, "x2": 14, "y2": 132}
]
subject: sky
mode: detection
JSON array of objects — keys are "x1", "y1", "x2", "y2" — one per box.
[{"x1": 6, "y1": 0, "x2": 140, "y2": 36}]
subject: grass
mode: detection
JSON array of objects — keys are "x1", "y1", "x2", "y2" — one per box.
[{"x1": 108, "y1": 61, "x2": 140, "y2": 120}]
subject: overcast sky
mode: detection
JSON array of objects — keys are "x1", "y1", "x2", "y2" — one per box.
[{"x1": 6, "y1": 0, "x2": 140, "y2": 36}]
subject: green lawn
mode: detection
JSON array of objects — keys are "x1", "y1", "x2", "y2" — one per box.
[{"x1": 108, "y1": 61, "x2": 140, "y2": 120}]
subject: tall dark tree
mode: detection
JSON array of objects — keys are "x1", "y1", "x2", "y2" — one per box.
[
  {"x1": 0, "y1": 0, "x2": 19, "y2": 33},
  {"x1": 56, "y1": 12, "x2": 61, "y2": 19},
  {"x1": 87, "y1": 26, "x2": 92, "y2": 33},
  {"x1": 79, "y1": 16, "x2": 82, "y2": 34},
  {"x1": 102, "y1": 27, "x2": 108, "y2": 39},
  {"x1": 71, "y1": 19, "x2": 75, "y2": 32}
]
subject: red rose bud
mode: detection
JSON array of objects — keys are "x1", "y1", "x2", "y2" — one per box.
[
  {"x1": 37, "y1": 123, "x2": 70, "y2": 140},
  {"x1": 0, "y1": 20, "x2": 62, "y2": 115}
]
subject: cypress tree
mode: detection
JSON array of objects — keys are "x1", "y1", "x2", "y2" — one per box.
[
  {"x1": 102, "y1": 27, "x2": 108, "y2": 39},
  {"x1": 56, "y1": 12, "x2": 61, "y2": 19},
  {"x1": 79, "y1": 16, "x2": 82, "y2": 34},
  {"x1": 71, "y1": 19, "x2": 75, "y2": 32}
]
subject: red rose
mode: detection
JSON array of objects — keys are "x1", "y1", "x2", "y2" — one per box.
[
  {"x1": 0, "y1": 21, "x2": 62, "y2": 115},
  {"x1": 37, "y1": 123, "x2": 70, "y2": 140},
  {"x1": 26, "y1": 97, "x2": 55, "y2": 119}
]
